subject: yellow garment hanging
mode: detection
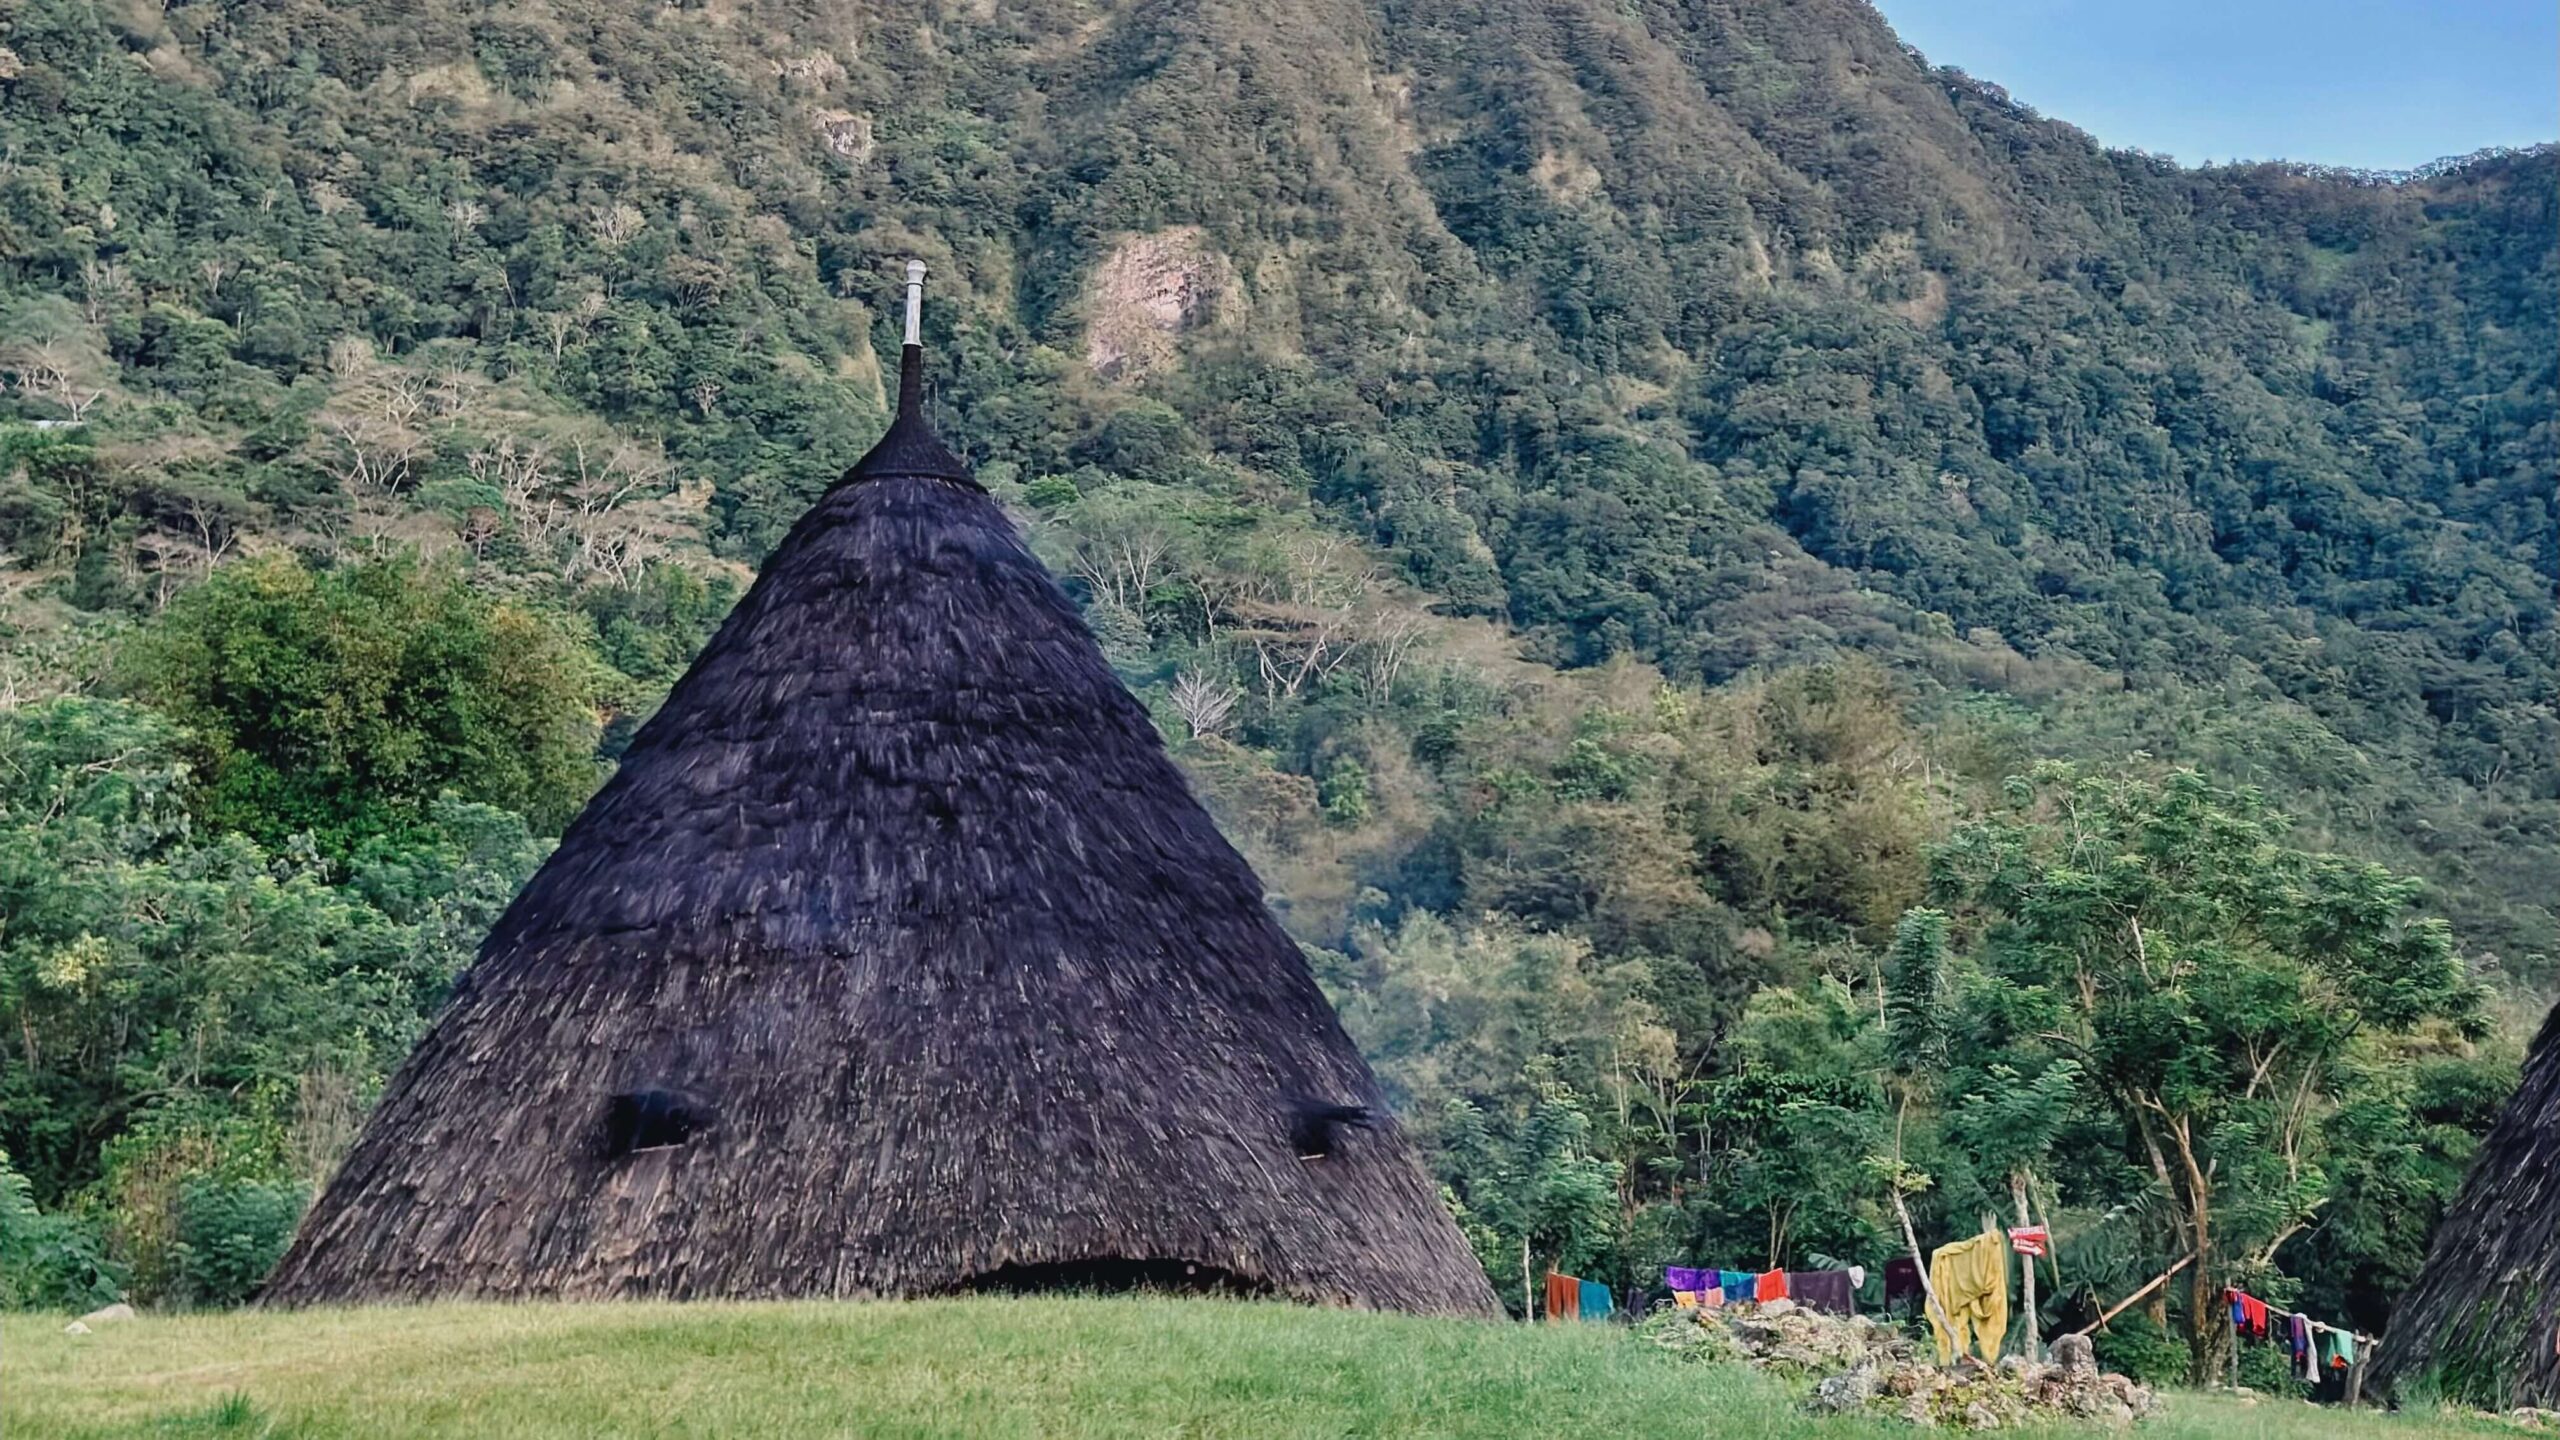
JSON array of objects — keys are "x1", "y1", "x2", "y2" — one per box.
[{"x1": 1927, "y1": 1231, "x2": 2010, "y2": 1364}]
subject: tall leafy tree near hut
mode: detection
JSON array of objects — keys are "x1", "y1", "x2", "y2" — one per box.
[{"x1": 0, "y1": 0, "x2": 2548, "y2": 1403}]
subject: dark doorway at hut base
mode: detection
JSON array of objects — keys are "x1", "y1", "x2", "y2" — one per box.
[{"x1": 954, "y1": 1259, "x2": 1274, "y2": 1301}]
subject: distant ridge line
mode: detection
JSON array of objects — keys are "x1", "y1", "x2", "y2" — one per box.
[{"x1": 1898, "y1": 36, "x2": 2553, "y2": 185}]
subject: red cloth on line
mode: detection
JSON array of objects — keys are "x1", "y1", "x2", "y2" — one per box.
[
  {"x1": 1755, "y1": 1269, "x2": 1788, "y2": 1303},
  {"x1": 2230, "y1": 1290, "x2": 2270, "y2": 1339},
  {"x1": 1545, "y1": 1271, "x2": 1579, "y2": 1323}
]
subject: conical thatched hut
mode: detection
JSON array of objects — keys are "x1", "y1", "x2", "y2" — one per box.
[
  {"x1": 2370, "y1": 1002, "x2": 2560, "y2": 1407},
  {"x1": 262, "y1": 267, "x2": 1499, "y2": 1317}
]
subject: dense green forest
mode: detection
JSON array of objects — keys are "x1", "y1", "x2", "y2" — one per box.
[{"x1": 0, "y1": 0, "x2": 2549, "y2": 1391}]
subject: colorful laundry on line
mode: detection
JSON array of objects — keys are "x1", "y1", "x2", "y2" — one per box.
[
  {"x1": 1579, "y1": 1279, "x2": 1613, "y2": 1320},
  {"x1": 1754, "y1": 1269, "x2": 1788, "y2": 1303},
  {"x1": 2006, "y1": 1225, "x2": 2049, "y2": 1257},
  {"x1": 1664, "y1": 1266, "x2": 1709, "y2": 1293},
  {"x1": 1719, "y1": 1270, "x2": 1756, "y2": 1303}
]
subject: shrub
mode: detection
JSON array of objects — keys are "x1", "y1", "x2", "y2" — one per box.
[
  {"x1": 1022, "y1": 475, "x2": 1082, "y2": 510},
  {"x1": 0, "y1": 1149, "x2": 124, "y2": 1311},
  {"x1": 1320, "y1": 757, "x2": 1372, "y2": 826},
  {"x1": 172, "y1": 1177, "x2": 308, "y2": 1308},
  {"x1": 2088, "y1": 1313, "x2": 2188, "y2": 1388}
]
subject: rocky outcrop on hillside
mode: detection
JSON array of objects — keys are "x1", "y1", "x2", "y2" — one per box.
[{"x1": 1083, "y1": 228, "x2": 1237, "y2": 381}]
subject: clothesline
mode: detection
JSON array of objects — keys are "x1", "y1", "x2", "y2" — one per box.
[
  {"x1": 2305, "y1": 1317, "x2": 2378, "y2": 1346},
  {"x1": 2229, "y1": 1286, "x2": 2376, "y2": 1347},
  {"x1": 2232, "y1": 1284, "x2": 2371, "y2": 1392},
  {"x1": 2240, "y1": 1294, "x2": 2372, "y2": 1343},
  {"x1": 1659, "y1": 1265, "x2": 1864, "y2": 1318}
]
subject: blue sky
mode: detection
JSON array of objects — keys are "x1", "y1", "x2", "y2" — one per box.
[{"x1": 1873, "y1": 0, "x2": 2558, "y2": 171}]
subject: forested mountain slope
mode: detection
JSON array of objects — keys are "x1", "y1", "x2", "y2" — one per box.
[
  {"x1": 4, "y1": 0, "x2": 2549, "y2": 963},
  {"x1": 0, "y1": 0, "x2": 2550, "y2": 1367}
]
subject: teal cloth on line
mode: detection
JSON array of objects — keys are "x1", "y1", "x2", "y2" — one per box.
[
  {"x1": 1719, "y1": 1270, "x2": 1755, "y2": 1302},
  {"x1": 1578, "y1": 1279, "x2": 1612, "y2": 1319}
]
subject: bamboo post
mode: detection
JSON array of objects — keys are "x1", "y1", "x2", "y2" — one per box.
[
  {"x1": 1522, "y1": 1238, "x2": 1533, "y2": 1322},
  {"x1": 1892, "y1": 1188, "x2": 1962, "y2": 1363},
  {"x1": 2029, "y1": 1174, "x2": 2062, "y2": 1310},
  {"x1": 2013, "y1": 1172, "x2": 2040, "y2": 1364}
]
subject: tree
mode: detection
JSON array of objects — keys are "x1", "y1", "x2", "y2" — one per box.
[
  {"x1": 0, "y1": 696, "x2": 549, "y2": 1298},
  {"x1": 1876, "y1": 908, "x2": 1964, "y2": 1348},
  {"x1": 1930, "y1": 764, "x2": 2479, "y2": 1382},
  {"x1": 0, "y1": 300, "x2": 115, "y2": 422},
  {"x1": 125, "y1": 554, "x2": 605, "y2": 852},
  {"x1": 1884, "y1": 908, "x2": 1952, "y2": 1078},
  {"x1": 1167, "y1": 667, "x2": 1239, "y2": 739},
  {"x1": 1435, "y1": 1081, "x2": 1623, "y2": 1313}
]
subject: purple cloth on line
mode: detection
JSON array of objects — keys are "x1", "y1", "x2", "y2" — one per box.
[
  {"x1": 1789, "y1": 1269, "x2": 1855, "y2": 1317},
  {"x1": 1884, "y1": 1256, "x2": 1924, "y2": 1304},
  {"x1": 1665, "y1": 1266, "x2": 1709, "y2": 1293}
]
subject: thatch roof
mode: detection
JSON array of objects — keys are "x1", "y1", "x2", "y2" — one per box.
[
  {"x1": 2370, "y1": 1000, "x2": 2560, "y2": 1407},
  {"x1": 262, "y1": 326, "x2": 1499, "y2": 1318}
]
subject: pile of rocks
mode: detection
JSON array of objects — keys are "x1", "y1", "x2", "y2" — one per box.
[{"x1": 1641, "y1": 1299, "x2": 2160, "y2": 1430}]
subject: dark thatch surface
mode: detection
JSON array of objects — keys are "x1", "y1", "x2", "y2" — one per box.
[
  {"x1": 2369, "y1": 999, "x2": 2560, "y2": 1407},
  {"x1": 261, "y1": 349, "x2": 1499, "y2": 1317}
]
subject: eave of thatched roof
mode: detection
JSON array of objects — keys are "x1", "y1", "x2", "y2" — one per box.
[{"x1": 2370, "y1": 1000, "x2": 2560, "y2": 1407}]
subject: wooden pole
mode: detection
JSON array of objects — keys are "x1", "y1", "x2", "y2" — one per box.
[
  {"x1": 2068, "y1": 1252, "x2": 2197, "y2": 1338},
  {"x1": 2013, "y1": 1172, "x2": 2040, "y2": 1364},
  {"x1": 1522, "y1": 1238, "x2": 1534, "y2": 1322},
  {"x1": 2029, "y1": 1175, "x2": 2062, "y2": 1308},
  {"x1": 1893, "y1": 1187, "x2": 1962, "y2": 1362}
]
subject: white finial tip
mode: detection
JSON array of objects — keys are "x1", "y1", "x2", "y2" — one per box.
[
  {"x1": 902, "y1": 260, "x2": 925, "y2": 346},
  {"x1": 906, "y1": 259, "x2": 928, "y2": 282}
]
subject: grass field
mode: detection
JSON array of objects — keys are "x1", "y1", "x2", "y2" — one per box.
[{"x1": 0, "y1": 1297, "x2": 2506, "y2": 1438}]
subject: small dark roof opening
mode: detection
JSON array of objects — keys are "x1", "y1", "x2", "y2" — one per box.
[
  {"x1": 1291, "y1": 1102, "x2": 1374, "y2": 1160},
  {"x1": 601, "y1": 1089, "x2": 712, "y2": 1158}
]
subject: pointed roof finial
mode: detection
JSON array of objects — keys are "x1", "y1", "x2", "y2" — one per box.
[
  {"x1": 894, "y1": 259, "x2": 928, "y2": 421},
  {"x1": 840, "y1": 258, "x2": 976, "y2": 488},
  {"x1": 904, "y1": 259, "x2": 926, "y2": 348}
]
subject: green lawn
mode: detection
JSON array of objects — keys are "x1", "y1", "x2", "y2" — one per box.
[{"x1": 0, "y1": 1298, "x2": 2501, "y2": 1438}]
